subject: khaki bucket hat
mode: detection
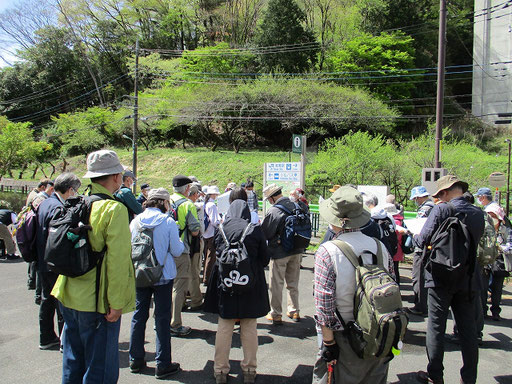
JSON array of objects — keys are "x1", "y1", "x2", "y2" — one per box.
[
  {"x1": 148, "y1": 188, "x2": 171, "y2": 202},
  {"x1": 432, "y1": 175, "x2": 469, "y2": 198},
  {"x1": 319, "y1": 186, "x2": 370, "y2": 229},
  {"x1": 83, "y1": 150, "x2": 125, "y2": 178}
]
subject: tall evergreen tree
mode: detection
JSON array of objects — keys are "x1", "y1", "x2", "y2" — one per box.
[{"x1": 254, "y1": 0, "x2": 318, "y2": 73}]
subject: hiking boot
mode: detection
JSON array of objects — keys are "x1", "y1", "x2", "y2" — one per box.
[
  {"x1": 129, "y1": 359, "x2": 146, "y2": 373},
  {"x1": 265, "y1": 313, "x2": 283, "y2": 325},
  {"x1": 6, "y1": 254, "x2": 19, "y2": 260},
  {"x1": 243, "y1": 370, "x2": 257, "y2": 383},
  {"x1": 491, "y1": 313, "x2": 502, "y2": 321},
  {"x1": 170, "y1": 325, "x2": 192, "y2": 336},
  {"x1": 416, "y1": 370, "x2": 444, "y2": 384},
  {"x1": 188, "y1": 303, "x2": 203, "y2": 312},
  {"x1": 39, "y1": 338, "x2": 60, "y2": 350},
  {"x1": 406, "y1": 307, "x2": 426, "y2": 316},
  {"x1": 287, "y1": 312, "x2": 300, "y2": 322},
  {"x1": 155, "y1": 362, "x2": 180, "y2": 379},
  {"x1": 214, "y1": 372, "x2": 228, "y2": 384}
]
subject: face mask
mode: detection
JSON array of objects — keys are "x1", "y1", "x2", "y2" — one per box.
[
  {"x1": 492, "y1": 217, "x2": 500, "y2": 227},
  {"x1": 289, "y1": 195, "x2": 297, "y2": 202}
]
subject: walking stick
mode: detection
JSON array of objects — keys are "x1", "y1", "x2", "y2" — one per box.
[{"x1": 327, "y1": 361, "x2": 335, "y2": 384}]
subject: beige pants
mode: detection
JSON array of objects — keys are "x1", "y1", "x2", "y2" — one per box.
[
  {"x1": 269, "y1": 254, "x2": 301, "y2": 317},
  {"x1": 0, "y1": 224, "x2": 16, "y2": 255},
  {"x1": 171, "y1": 253, "x2": 191, "y2": 328},
  {"x1": 188, "y1": 245, "x2": 203, "y2": 307},
  {"x1": 214, "y1": 317, "x2": 258, "y2": 374}
]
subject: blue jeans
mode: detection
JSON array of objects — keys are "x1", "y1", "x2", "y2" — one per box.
[
  {"x1": 60, "y1": 305, "x2": 121, "y2": 384},
  {"x1": 129, "y1": 281, "x2": 173, "y2": 368}
]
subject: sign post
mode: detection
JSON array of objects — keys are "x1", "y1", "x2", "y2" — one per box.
[{"x1": 292, "y1": 134, "x2": 306, "y2": 190}]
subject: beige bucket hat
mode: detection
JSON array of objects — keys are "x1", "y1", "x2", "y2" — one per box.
[
  {"x1": 319, "y1": 186, "x2": 370, "y2": 229},
  {"x1": 262, "y1": 184, "x2": 283, "y2": 201},
  {"x1": 432, "y1": 175, "x2": 469, "y2": 198},
  {"x1": 148, "y1": 188, "x2": 171, "y2": 202},
  {"x1": 83, "y1": 150, "x2": 125, "y2": 178}
]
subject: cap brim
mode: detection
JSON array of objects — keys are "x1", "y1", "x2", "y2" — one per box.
[
  {"x1": 83, "y1": 164, "x2": 125, "y2": 178},
  {"x1": 410, "y1": 192, "x2": 430, "y2": 200},
  {"x1": 319, "y1": 199, "x2": 371, "y2": 229}
]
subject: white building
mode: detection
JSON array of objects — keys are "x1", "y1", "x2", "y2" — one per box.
[{"x1": 472, "y1": 0, "x2": 512, "y2": 123}]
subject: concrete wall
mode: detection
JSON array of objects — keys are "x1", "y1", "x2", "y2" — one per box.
[{"x1": 472, "y1": 0, "x2": 512, "y2": 123}]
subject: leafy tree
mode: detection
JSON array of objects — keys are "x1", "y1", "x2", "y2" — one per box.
[
  {"x1": 254, "y1": 0, "x2": 318, "y2": 73},
  {"x1": 324, "y1": 32, "x2": 416, "y2": 101},
  {"x1": 0, "y1": 118, "x2": 50, "y2": 178}
]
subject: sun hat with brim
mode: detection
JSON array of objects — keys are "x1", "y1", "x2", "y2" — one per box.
[
  {"x1": 123, "y1": 170, "x2": 137, "y2": 181},
  {"x1": 206, "y1": 185, "x2": 220, "y2": 195},
  {"x1": 432, "y1": 175, "x2": 469, "y2": 198},
  {"x1": 410, "y1": 186, "x2": 430, "y2": 200},
  {"x1": 485, "y1": 204, "x2": 505, "y2": 221},
  {"x1": 319, "y1": 186, "x2": 370, "y2": 229},
  {"x1": 382, "y1": 202, "x2": 399, "y2": 215},
  {"x1": 263, "y1": 184, "x2": 283, "y2": 201},
  {"x1": 147, "y1": 188, "x2": 171, "y2": 202},
  {"x1": 83, "y1": 150, "x2": 125, "y2": 178},
  {"x1": 475, "y1": 187, "x2": 492, "y2": 197},
  {"x1": 328, "y1": 185, "x2": 341, "y2": 193}
]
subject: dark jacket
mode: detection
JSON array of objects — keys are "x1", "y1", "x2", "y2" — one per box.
[
  {"x1": 261, "y1": 196, "x2": 309, "y2": 259},
  {"x1": 114, "y1": 187, "x2": 143, "y2": 221},
  {"x1": 416, "y1": 196, "x2": 485, "y2": 290},
  {"x1": 0, "y1": 209, "x2": 15, "y2": 226},
  {"x1": 203, "y1": 200, "x2": 270, "y2": 319},
  {"x1": 36, "y1": 194, "x2": 64, "y2": 274},
  {"x1": 321, "y1": 218, "x2": 385, "y2": 246}
]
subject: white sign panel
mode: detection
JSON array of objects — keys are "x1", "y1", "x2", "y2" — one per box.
[
  {"x1": 263, "y1": 162, "x2": 302, "y2": 214},
  {"x1": 357, "y1": 185, "x2": 390, "y2": 207}
]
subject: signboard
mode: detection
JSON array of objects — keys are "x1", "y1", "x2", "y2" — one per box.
[
  {"x1": 263, "y1": 162, "x2": 302, "y2": 214},
  {"x1": 422, "y1": 167, "x2": 448, "y2": 195},
  {"x1": 489, "y1": 172, "x2": 507, "y2": 188},
  {"x1": 292, "y1": 134, "x2": 303, "y2": 154}
]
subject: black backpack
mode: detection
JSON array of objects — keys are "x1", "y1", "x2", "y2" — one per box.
[
  {"x1": 44, "y1": 194, "x2": 112, "y2": 277},
  {"x1": 423, "y1": 203, "x2": 474, "y2": 291},
  {"x1": 274, "y1": 202, "x2": 312, "y2": 253},
  {"x1": 217, "y1": 223, "x2": 255, "y2": 295},
  {"x1": 375, "y1": 216, "x2": 398, "y2": 256}
]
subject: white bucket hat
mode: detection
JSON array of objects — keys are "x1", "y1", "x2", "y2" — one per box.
[
  {"x1": 83, "y1": 150, "x2": 125, "y2": 178},
  {"x1": 206, "y1": 185, "x2": 220, "y2": 195}
]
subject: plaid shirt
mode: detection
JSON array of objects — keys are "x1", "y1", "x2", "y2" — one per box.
[{"x1": 314, "y1": 228, "x2": 394, "y2": 331}]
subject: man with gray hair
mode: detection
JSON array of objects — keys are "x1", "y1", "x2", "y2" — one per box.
[
  {"x1": 362, "y1": 192, "x2": 398, "y2": 258},
  {"x1": 169, "y1": 175, "x2": 200, "y2": 336},
  {"x1": 36, "y1": 172, "x2": 82, "y2": 350}
]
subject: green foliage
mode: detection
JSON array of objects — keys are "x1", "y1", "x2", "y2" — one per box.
[
  {"x1": 254, "y1": 0, "x2": 318, "y2": 73},
  {"x1": 0, "y1": 119, "x2": 50, "y2": 178},
  {"x1": 324, "y1": 32, "x2": 416, "y2": 101}
]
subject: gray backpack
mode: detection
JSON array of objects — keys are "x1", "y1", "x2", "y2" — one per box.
[{"x1": 131, "y1": 226, "x2": 168, "y2": 288}]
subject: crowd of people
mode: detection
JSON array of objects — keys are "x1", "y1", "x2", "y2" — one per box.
[{"x1": 0, "y1": 148, "x2": 510, "y2": 384}]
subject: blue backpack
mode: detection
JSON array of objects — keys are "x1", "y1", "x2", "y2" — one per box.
[{"x1": 274, "y1": 203, "x2": 312, "y2": 253}]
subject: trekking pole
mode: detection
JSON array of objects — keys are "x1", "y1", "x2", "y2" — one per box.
[{"x1": 327, "y1": 361, "x2": 335, "y2": 384}]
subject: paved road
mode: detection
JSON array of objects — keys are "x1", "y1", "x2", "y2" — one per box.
[{"x1": 1, "y1": 254, "x2": 511, "y2": 383}]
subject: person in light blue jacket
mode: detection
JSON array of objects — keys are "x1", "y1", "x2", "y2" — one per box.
[{"x1": 128, "y1": 188, "x2": 185, "y2": 379}]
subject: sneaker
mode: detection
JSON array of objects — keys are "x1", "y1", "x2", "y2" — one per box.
[
  {"x1": 243, "y1": 370, "x2": 257, "y2": 384},
  {"x1": 214, "y1": 372, "x2": 228, "y2": 384},
  {"x1": 405, "y1": 307, "x2": 426, "y2": 316},
  {"x1": 6, "y1": 254, "x2": 19, "y2": 260},
  {"x1": 129, "y1": 359, "x2": 146, "y2": 373},
  {"x1": 287, "y1": 312, "x2": 300, "y2": 322},
  {"x1": 491, "y1": 313, "x2": 502, "y2": 321},
  {"x1": 416, "y1": 370, "x2": 444, "y2": 384},
  {"x1": 155, "y1": 362, "x2": 181, "y2": 379},
  {"x1": 265, "y1": 313, "x2": 283, "y2": 325},
  {"x1": 35, "y1": 297, "x2": 41, "y2": 305},
  {"x1": 39, "y1": 338, "x2": 60, "y2": 350},
  {"x1": 170, "y1": 325, "x2": 192, "y2": 336}
]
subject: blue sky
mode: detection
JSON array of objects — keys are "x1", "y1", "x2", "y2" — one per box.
[{"x1": 0, "y1": 0, "x2": 18, "y2": 12}]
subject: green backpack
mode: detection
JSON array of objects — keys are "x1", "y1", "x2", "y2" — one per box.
[
  {"x1": 332, "y1": 239, "x2": 408, "y2": 360},
  {"x1": 477, "y1": 212, "x2": 498, "y2": 267}
]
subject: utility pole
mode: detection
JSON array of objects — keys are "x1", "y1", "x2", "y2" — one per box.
[
  {"x1": 132, "y1": 39, "x2": 139, "y2": 194},
  {"x1": 434, "y1": 0, "x2": 447, "y2": 168},
  {"x1": 506, "y1": 139, "x2": 511, "y2": 216},
  {"x1": 300, "y1": 136, "x2": 306, "y2": 191}
]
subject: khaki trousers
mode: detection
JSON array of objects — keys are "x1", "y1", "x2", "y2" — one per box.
[
  {"x1": 214, "y1": 317, "x2": 258, "y2": 375},
  {"x1": 0, "y1": 224, "x2": 16, "y2": 255},
  {"x1": 188, "y1": 239, "x2": 204, "y2": 307},
  {"x1": 269, "y1": 254, "x2": 301, "y2": 317},
  {"x1": 171, "y1": 253, "x2": 191, "y2": 328}
]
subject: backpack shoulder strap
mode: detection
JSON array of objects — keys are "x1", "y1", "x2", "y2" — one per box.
[
  {"x1": 331, "y1": 240, "x2": 360, "y2": 269},
  {"x1": 240, "y1": 223, "x2": 253, "y2": 242},
  {"x1": 218, "y1": 223, "x2": 230, "y2": 247},
  {"x1": 373, "y1": 238, "x2": 384, "y2": 268},
  {"x1": 274, "y1": 204, "x2": 292, "y2": 216}
]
